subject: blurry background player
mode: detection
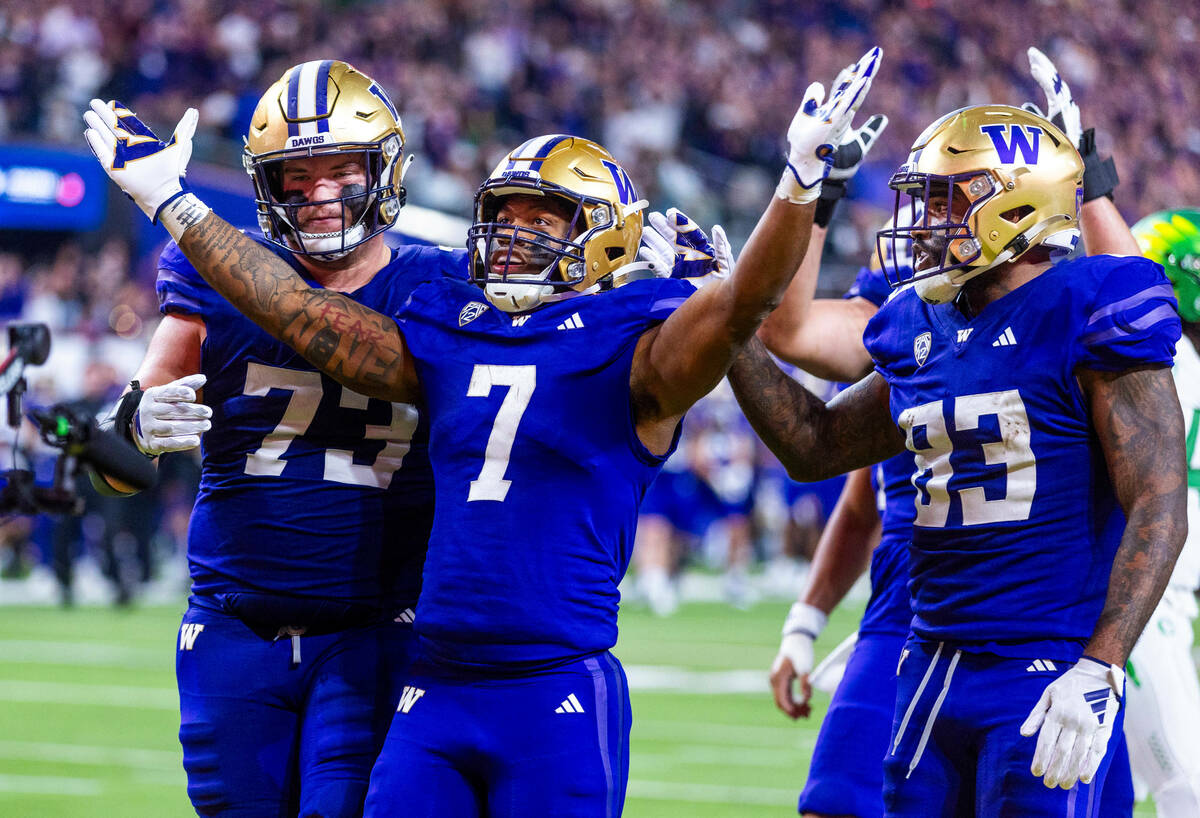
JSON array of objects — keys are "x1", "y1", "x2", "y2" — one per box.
[
  {"x1": 729, "y1": 102, "x2": 1185, "y2": 816},
  {"x1": 762, "y1": 49, "x2": 1147, "y2": 818},
  {"x1": 84, "y1": 48, "x2": 884, "y2": 816},
  {"x1": 1125, "y1": 208, "x2": 1200, "y2": 817},
  {"x1": 635, "y1": 382, "x2": 760, "y2": 615},
  {"x1": 92, "y1": 61, "x2": 463, "y2": 817}
]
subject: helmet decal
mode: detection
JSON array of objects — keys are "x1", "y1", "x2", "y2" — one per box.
[{"x1": 979, "y1": 124, "x2": 1042, "y2": 165}]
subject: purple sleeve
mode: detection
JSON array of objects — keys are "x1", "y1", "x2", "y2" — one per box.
[
  {"x1": 1076, "y1": 257, "x2": 1180, "y2": 372},
  {"x1": 155, "y1": 241, "x2": 211, "y2": 317},
  {"x1": 844, "y1": 264, "x2": 894, "y2": 308}
]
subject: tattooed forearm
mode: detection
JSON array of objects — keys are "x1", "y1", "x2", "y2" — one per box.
[
  {"x1": 727, "y1": 336, "x2": 904, "y2": 480},
  {"x1": 1082, "y1": 365, "x2": 1188, "y2": 666},
  {"x1": 178, "y1": 214, "x2": 413, "y2": 401}
]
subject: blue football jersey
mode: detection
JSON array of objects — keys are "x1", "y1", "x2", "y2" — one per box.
[
  {"x1": 157, "y1": 237, "x2": 467, "y2": 612},
  {"x1": 394, "y1": 276, "x2": 696, "y2": 669},
  {"x1": 864, "y1": 254, "x2": 1180, "y2": 658}
]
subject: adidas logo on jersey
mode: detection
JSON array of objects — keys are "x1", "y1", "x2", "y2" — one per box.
[
  {"x1": 394, "y1": 608, "x2": 415, "y2": 624},
  {"x1": 179, "y1": 623, "x2": 205, "y2": 651},
  {"x1": 397, "y1": 685, "x2": 426, "y2": 714},
  {"x1": 992, "y1": 327, "x2": 1018, "y2": 347},
  {"x1": 555, "y1": 693, "x2": 586, "y2": 714},
  {"x1": 1025, "y1": 659, "x2": 1057, "y2": 672},
  {"x1": 557, "y1": 313, "x2": 585, "y2": 331}
]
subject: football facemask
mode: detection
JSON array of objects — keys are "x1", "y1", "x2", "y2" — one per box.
[
  {"x1": 243, "y1": 60, "x2": 408, "y2": 261},
  {"x1": 877, "y1": 105, "x2": 1083, "y2": 304},
  {"x1": 1131, "y1": 209, "x2": 1200, "y2": 324},
  {"x1": 469, "y1": 135, "x2": 647, "y2": 313}
]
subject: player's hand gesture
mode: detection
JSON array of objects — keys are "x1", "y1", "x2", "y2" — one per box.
[
  {"x1": 83, "y1": 99, "x2": 198, "y2": 223},
  {"x1": 1023, "y1": 47, "x2": 1082, "y2": 147},
  {"x1": 770, "y1": 602, "x2": 827, "y2": 719},
  {"x1": 640, "y1": 208, "x2": 734, "y2": 288},
  {"x1": 131, "y1": 374, "x2": 212, "y2": 456},
  {"x1": 1019, "y1": 656, "x2": 1124, "y2": 789},
  {"x1": 776, "y1": 46, "x2": 883, "y2": 205}
]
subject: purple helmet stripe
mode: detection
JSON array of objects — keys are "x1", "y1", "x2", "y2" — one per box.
[
  {"x1": 314, "y1": 60, "x2": 333, "y2": 133},
  {"x1": 285, "y1": 66, "x2": 302, "y2": 137}
]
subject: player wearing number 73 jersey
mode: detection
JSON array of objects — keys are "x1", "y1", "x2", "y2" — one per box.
[
  {"x1": 95, "y1": 61, "x2": 464, "y2": 817},
  {"x1": 728, "y1": 104, "x2": 1186, "y2": 816}
]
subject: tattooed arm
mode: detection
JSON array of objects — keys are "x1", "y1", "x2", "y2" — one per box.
[
  {"x1": 727, "y1": 336, "x2": 905, "y2": 481},
  {"x1": 178, "y1": 214, "x2": 419, "y2": 403},
  {"x1": 1079, "y1": 364, "x2": 1188, "y2": 666}
]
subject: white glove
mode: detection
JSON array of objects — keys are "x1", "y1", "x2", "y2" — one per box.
[
  {"x1": 83, "y1": 100, "x2": 197, "y2": 221},
  {"x1": 1024, "y1": 47, "x2": 1082, "y2": 147},
  {"x1": 642, "y1": 208, "x2": 734, "y2": 288},
  {"x1": 769, "y1": 602, "x2": 828, "y2": 718},
  {"x1": 777, "y1": 46, "x2": 883, "y2": 205},
  {"x1": 132, "y1": 374, "x2": 212, "y2": 456},
  {"x1": 1019, "y1": 656, "x2": 1125, "y2": 790}
]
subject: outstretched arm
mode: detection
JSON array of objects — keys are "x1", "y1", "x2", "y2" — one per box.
[
  {"x1": 631, "y1": 48, "x2": 883, "y2": 448},
  {"x1": 727, "y1": 336, "x2": 904, "y2": 481},
  {"x1": 82, "y1": 99, "x2": 418, "y2": 403},
  {"x1": 177, "y1": 215, "x2": 417, "y2": 402}
]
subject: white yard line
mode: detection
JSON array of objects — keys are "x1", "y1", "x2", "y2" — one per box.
[
  {"x1": 0, "y1": 774, "x2": 101, "y2": 796},
  {"x1": 0, "y1": 640, "x2": 163, "y2": 669},
  {"x1": 625, "y1": 665, "x2": 767, "y2": 694},
  {"x1": 0, "y1": 741, "x2": 179, "y2": 770},
  {"x1": 0, "y1": 680, "x2": 176, "y2": 710}
]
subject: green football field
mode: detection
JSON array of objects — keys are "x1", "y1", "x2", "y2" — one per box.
[{"x1": 0, "y1": 599, "x2": 1163, "y2": 817}]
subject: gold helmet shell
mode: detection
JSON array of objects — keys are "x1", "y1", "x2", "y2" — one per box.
[
  {"x1": 243, "y1": 60, "x2": 407, "y2": 258},
  {"x1": 877, "y1": 104, "x2": 1083, "y2": 303},
  {"x1": 468, "y1": 135, "x2": 647, "y2": 313}
]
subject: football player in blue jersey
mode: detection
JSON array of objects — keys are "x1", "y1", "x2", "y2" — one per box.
[
  {"x1": 92, "y1": 61, "x2": 465, "y2": 817},
  {"x1": 727, "y1": 102, "x2": 1186, "y2": 817},
  {"x1": 84, "y1": 48, "x2": 884, "y2": 817},
  {"x1": 760, "y1": 48, "x2": 1144, "y2": 818}
]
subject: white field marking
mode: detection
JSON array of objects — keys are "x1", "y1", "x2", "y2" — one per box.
[
  {"x1": 0, "y1": 774, "x2": 102, "y2": 796},
  {"x1": 625, "y1": 665, "x2": 767, "y2": 694},
  {"x1": 0, "y1": 741, "x2": 179, "y2": 770},
  {"x1": 632, "y1": 718, "x2": 811, "y2": 747},
  {"x1": 627, "y1": 778, "x2": 797, "y2": 806},
  {"x1": 0, "y1": 680, "x2": 176, "y2": 710},
  {"x1": 0, "y1": 640, "x2": 164, "y2": 668}
]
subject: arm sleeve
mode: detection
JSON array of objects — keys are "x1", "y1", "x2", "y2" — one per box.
[
  {"x1": 155, "y1": 241, "x2": 210, "y2": 317},
  {"x1": 1077, "y1": 257, "x2": 1181, "y2": 371}
]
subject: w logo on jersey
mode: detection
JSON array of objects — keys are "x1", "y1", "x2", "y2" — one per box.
[
  {"x1": 396, "y1": 685, "x2": 425, "y2": 714},
  {"x1": 179, "y1": 623, "x2": 205, "y2": 651},
  {"x1": 980, "y1": 124, "x2": 1042, "y2": 165},
  {"x1": 110, "y1": 102, "x2": 176, "y2": 170},
  {"x1": 601, "y1": 159, "x2": 637, "y2": 205}
]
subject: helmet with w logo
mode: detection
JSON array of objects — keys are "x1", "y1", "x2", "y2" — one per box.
[
  {"x1": 244, "y1": 60, "x2": 408, "y2": 260},
  {"x1": 878, "y1": 105, "x2": 1083, "y2": 303},
  {"x1": 469, "y1": 135, "x2": 647, "y2": 313}
]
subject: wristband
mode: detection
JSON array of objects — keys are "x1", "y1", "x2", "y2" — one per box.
[
  {"x1": 813, "y1": 179, "x2": 846, "y2": 228},
  {"x1": 781, "y1": 601, "x2": 828, "y2": 639},
  {"x1": 159, "y1": 191, "x2": 213, "y2": 242},
  {"x1": 1077, "y1": 129, "x2": 1118, "y2": 202}
]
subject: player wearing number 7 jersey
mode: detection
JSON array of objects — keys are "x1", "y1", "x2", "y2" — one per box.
[
  {"x1": 728, "y1": 104, "x2": 1186, "y2": 817},
  {"x1": 84, "y1": 48, "x2": 884, "y2": 817},
  {"x1": 95, "y1": 61, "x2": 464, "y2": 817}
]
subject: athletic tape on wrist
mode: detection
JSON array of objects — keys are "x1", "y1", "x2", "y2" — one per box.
[
  {"x1": 159, "y1": 191, "x2": 213, "y2": 242},
  {"x1": 781, "y1": 601, "x2": 827, "y2": 639}
]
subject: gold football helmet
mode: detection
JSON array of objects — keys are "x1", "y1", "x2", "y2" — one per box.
[
  {"x1": 468, "y1": 135, "x2": 647, "y2": 313},
  {"x1": 243, "y1": 60, "x2": 407, "y2": 259},
  {"x1": 877, "y1": 105, "x2": 1083, "y2": 303}
]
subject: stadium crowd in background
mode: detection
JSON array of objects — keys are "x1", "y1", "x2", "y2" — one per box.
[{"x1": 0, "y1": 0, "x2": 1197, "y2": 615}]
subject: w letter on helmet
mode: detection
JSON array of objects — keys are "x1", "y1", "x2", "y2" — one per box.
[{"x1": 980, "y1": 124, "x2": 1042, "y2": 165}]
